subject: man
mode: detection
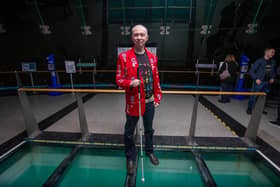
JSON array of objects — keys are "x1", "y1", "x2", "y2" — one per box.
[
  {"x1": 247, "y1": 47, "x2": 276, "y2": 115},
  {"x1": 270, "y1": 65, "x2": 280, "y2": 126},
  {"x1": 270, "y1": 104, "x2": 280, "y2": 127},
  {"x1": 116, "y1": 25, "x2": 162, "y2": 175}
]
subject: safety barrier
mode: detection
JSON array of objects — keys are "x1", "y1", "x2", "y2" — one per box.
[
  {"x1": 18, "y1": 88, "x2": 265, "y2": 147},
  {"x1": 0, "y1": 70, "x2": 236, "y2": 91}
]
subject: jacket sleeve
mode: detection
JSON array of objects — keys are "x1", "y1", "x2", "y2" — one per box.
[
  {"x1": 116, "y1": 54, "x2": 131, "y2": 89},
  {"x1": 249, "y1": 59, "x2": 261, "y2": 80},
  {"x1": 218, "y1": 62, "x2": 226, "y2": 74},
  {"x1": 277, "y1": 65, "x2": 280, "y2": 76},
  {"x1": 153, "y1": 56, "x2": 162, "y2": 104},
  {"x1": 218, "y1": 61, "x2": 225, "y2": 73}
]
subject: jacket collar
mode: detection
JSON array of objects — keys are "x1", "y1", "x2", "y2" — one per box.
[
  {"x1": 128, "y1": 47, "x2": 154, "y2": 68},
  {"x1": 129, "y1": 47, "x2": 153, "y2": 58}
]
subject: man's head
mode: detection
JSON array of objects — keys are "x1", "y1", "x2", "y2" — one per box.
[
  {"x1": 264, "y1": 47, "x2": 275, "y2": 59},
  {"x1": 131, "y1": 24, "x2": 149, "y2": 49}
]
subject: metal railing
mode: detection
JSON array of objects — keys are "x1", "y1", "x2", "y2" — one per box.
[
  {"x1": 1, "y1": 69, "x2": 248, "y2": 92},
  {"x1": 0, "y1": 69, "x2": 224, "y2": 92},
  {"x1": 17, "y1": 88, "x2": 266, "y2": 146}
]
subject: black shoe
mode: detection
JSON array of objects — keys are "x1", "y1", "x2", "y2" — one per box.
[
  {"x1": 262, "y1": 111, "x2": 268, "y2": 115},
  {"x1": 146, "y1": 153, "x2": 159, "y2": 165},
  {"x1": 218, "y1": 99, "x2": 230, "y2": 103},
  {"x1": 126, "y1": 159, "x2": 134, "y2": 175},
  {"x1": 246, "y1": 109, "x2": 252, "y2": 115},
  {"x1": 218, "y1": 99, "x2": 226, "y2": 103},
  {"x1": 127, "y1": 175, "x2": 134, "y2": 187},
  {"x1": 270, "y1": 121, "x2": 280, "y2": 126}
]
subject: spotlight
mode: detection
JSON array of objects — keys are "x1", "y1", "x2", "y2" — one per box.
[
  {"x1": 40, "y1": 25, "x2": 52, "y2": 35},
  {"x1": 200, "y1": 25, "x2": 212, "y2": 35},
  {"x1": 160, "y1": 26, "x2": 170, "y2": 35},
  {"x1": 0, "y1": 24, "x2": 6, "y2": 33},
  {"x1": 245, "y1": 24, "x2": 258, "y2": 34},
  {"x1": 81, "y1": 25, "x2": 92, "y2": 36},
  {"x1": 120, "y1": 26, "x2": 131, "y2": 36}
]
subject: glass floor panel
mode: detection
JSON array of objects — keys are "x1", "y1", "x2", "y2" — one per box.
[
  {"x1": 202, "y1": 151, "x2": 280, "y2": 187},
  {"x1": 0, "y1": 144, "x2": 72, "y2": 187},
  {"x1": 136, "y1": 151, "x2": 204, "y2": 187},
  {"x1": 58, "y1": 148, "x2": 127, "y2": 187}
]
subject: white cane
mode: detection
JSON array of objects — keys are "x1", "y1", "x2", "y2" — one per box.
[{"x1": 137, "y1": 68, "x2": 145, "y2": 183}]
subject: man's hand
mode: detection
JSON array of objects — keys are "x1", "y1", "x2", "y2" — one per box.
[
  {"x1": 154, "y1": 102, "x2": 160, "y2": 108},
  {"x1": 130, "y1": 79, "x2": 141, "y2": 87},
  {"x1": 256, "y1": 79, "x2": 262, "y2": 85},
  {"x1": 269, "y1": 78, "x2": 274, "y2": 84}
]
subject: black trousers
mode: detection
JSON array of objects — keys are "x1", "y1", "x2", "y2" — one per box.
[
  {"x1": 277, "y1": 98, "x2": 280, "y2": 122},
  {"x1": 220, "y1": 82, "x2": 234, "y2": 102},
  {"x1": 124, "y1": 102, "x2": 155, "y2": 160}
]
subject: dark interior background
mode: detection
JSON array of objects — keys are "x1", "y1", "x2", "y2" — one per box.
[
  {"x1": 0, "y1": 0, "x2": 280, "y2": 94},
  {"x1": 1, "y1": 0, "x2": 280, "y2": 69}
]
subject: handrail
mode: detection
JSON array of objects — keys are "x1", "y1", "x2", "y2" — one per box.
[
  {"x1": 18, "y1": 88, "x2": 266, "y2": 96},
  {"x1": 160, "y1": 70, "x2": 218, "y2": 74},
  {"x1": 0, "y1": 70, "x2": 221, "y2": 74},
  {"x1": 17, "y1": 88, "x2": 266, "y2": 146}
]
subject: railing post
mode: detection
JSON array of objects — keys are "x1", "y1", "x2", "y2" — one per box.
[
  {"x1": 92, "y1": 59, "x2": 96, "y2": 88},
  {"x1": 244, "y1": 95, "x2": 266, "y2": 146},
  {"x1": 187, "y1": 94, "x2": 199, "y2": 145},
  {"x1": 29, "y1": 72, "x2": 35, "y2": 89},
  {"x1": 76, "y1": 92, "x2": 89, "y2": 141},
  {"x1": 195, "y1": 58, "x2": 200, "y2": 87},
  {"x1": 92, "y1": 71, "x2": 96, "y2": 88},
  {"x1": 161, "y1": 71, "x2": 164, "y2": 85},
  {"x1": 211, "y1": 58, "x2": 215, "y2": 76},
  {"x1": 18, "y1": 90, "x2": 40, "y2": 138},
  {"x1": 56, "y1": 71, "x2": 61, "y2": 85},
  {"x1": 70, "y1": 73, "x2": 74, "y2": 96},
  {"x1": 29, "y1": 72, "x2": 36, "y2": 94},
  {"x1": 15, "y1": 71, "x2": 22, "y2": 88}
]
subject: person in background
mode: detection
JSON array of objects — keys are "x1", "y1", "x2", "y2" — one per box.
[
  {"x1": 270, "y1": 65, "x2": 280, "y2": 126},
  {"x1": 270, "y1": 101, "x2": 280, "y2": 127},
  {"x1": 218, "y1": 54, "x2": 238, "y2": 103},
  {"x1": 247, "y1": 47, "x2": 276, "y2": 115}
]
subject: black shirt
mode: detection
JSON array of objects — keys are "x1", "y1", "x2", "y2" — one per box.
[
  {"x1": 135, "y1": 52, "x2": 154, "y2": 99},
  {"x1": 265, "y1": 59, "x2": 273, "y2": 81}
]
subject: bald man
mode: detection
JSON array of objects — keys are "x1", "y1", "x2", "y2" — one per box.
[{"x1": 116, "y1": 25, "x2": 162, "y2": 175}]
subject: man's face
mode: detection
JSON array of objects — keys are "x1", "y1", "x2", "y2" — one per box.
[
  {"x1": 265, "y1": 49, "x2": 275, "y2": 59},
  {"x1": 131, "y1": 26, "x2": 148, "y2": 48}
]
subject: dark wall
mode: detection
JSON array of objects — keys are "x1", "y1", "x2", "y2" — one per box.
[
  {"x1": 0, "y1": 0, "x2": 103, "y2": 71},
  {"x1": 206, "y1": 0, "x2": 280, "y2": 63},
  {"x1": 0, "y1": 0, "x2": 195, "y2": 70},
  {"x1": 1, "y1": 0, "x2": 280, "y2": 72},
  {"x1": 107, "y1": 23, "x2": 190, "y2": 67}
]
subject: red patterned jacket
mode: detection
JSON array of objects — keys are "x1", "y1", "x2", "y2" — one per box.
[{"x1": 116, "y1": 47, "x2": 162, "y2": 116}]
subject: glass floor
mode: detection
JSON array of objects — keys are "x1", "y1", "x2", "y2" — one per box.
[
  {"x1": 0, "y1": 144, "x2": 72, "y2": 187},
  {"x1": 0, "y1": 143, "x2": 279, "y2": 187},
  {"x1": 58, "y1": 148, "x2": 127, "y2": 187},
  {"x1": 201, "y1": 151, "x2": 280, "y2": 187},
  {"x1": 136, "y1": 151, "x2": 204, "y2": 187}
]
